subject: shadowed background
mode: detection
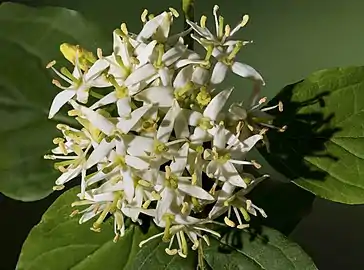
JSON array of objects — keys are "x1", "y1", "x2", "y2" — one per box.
[{"x1": 1, "y1": 0, "x2": 364, "y2": 269}]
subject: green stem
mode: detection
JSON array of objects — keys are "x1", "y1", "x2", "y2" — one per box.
[{"x1": 182, "y1": 0, "x2": 194, "y2": 49}]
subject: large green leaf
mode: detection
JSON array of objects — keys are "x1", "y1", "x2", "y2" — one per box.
[
  {"x1": 204, "y1": 227, "x2": 317, "y2": 270},
  {"x1": 0, "y1": 3, "x2": 110, "y2": 201},
  {"x1": 260, "y1": 66, "x2": 364, "y2": 204},
  {"x1": 18, "y1": 187, "x2": 316, "y2": 270},
  {"x1": 17, "y1": 187, "x2": 197, "y2": 270}
]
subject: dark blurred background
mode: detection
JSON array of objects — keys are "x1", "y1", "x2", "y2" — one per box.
[{"x1": 1, "y1": 0, "x2": 364, "y2": 269}]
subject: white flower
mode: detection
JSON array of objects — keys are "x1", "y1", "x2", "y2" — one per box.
[
  {"x1": 209, "y1": 174, "x2": 269, "y2": 228},
  {"x1": 47, "y1": 55, "x2": 109, "y2": 118},
  {"x1": 203, "y1": 124, "x2": 263, "y2": 189},
  {"x1": 187, "y1": 88, "x2": 233, "y2": 144}
]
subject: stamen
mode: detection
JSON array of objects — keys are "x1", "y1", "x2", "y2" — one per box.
[
  {"x1": 120, "y1": 23, "x2": 128, "y2": 35},
  {"x1": 213, "y1": 5, "x2": 220, "y2": 36},
  {"x1": 142, "y1": 200, "x2": 151, "y2": 209},
  {"x1": 239, "y1": 206, "x2": 251, "y2": 222},
  {"x1": 141, "y1": 9, "x2": 148, "y2": 23},
  {"x1": 97, "y1": 48, "x2": 103, "y2": 59},
  {"x1": 218, "y1": 16, "x2": 224, "y2": 39},
  {"x1": 224, "y1": 24, "x2": 231, "y2": 37},
  {"x1": 251, "y1": 160, "x2": 262, "y2": 169},
  {"x1": 46, "y1": 60, "x2": 56, "y2": 69},
  {"x1": 278, "y1": 101, "x2": 284, "y2": 112},
  {"x1": 53, "y1": 185, "x2": 65, "y2": 191},
  {"x1": 169, "y1": 7, "x2": 179, "y2": 17},
  {"x1": 69, "y1": 210, "x2": 79, "y2": 217},
  {"x1": 224, "y1": 216, "x2": 236, "y2": 227},
  {"x1": 113, "y1": 233, "x2": 120, "y2": 243},
  {"x1": 200, "y1": 15, "x2": 207, "y2": 28},
  {"x1": 165, "y1": 248, "x2": 178, "y2": 255}
]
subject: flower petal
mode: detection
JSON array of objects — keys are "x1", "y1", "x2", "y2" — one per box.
[
  {"x1": 125, "y1": 134, "x2": 154, "y2": 157},
  {"x1": 231, "y1": 61, "x2": 265, "y2": 85},
  {"x1": 125, "y1": 155, "x2": 150, "y2": 170},
  {"x1": 156, "y1": 187, "x2": 175, "y2": 222},
  {"x1": 189, "y1": 127, "x2": 210, "y2": 144},
  {"x1": 86, "y1": 138, "x2": 115, "y2": 169},
  {"x1": 174, "y1": 109, "x2": 190, "y2": 139},
  {"x1": 55, "y1": 166, "x2": 82, "y2": 185},
  {"x1": 210, "y1": 61, "x2": 228, "y2": 85},
  {"x1": 137, "y1": 40, "x2": 157, "y2": 66},
  {"x1": 137, "y1": 12, "x2": 168, "y2": 41},
  {"x1": 173, "y1": 66, "x2": 193, "y2": 88},
  {"x1": 122, "y1": 168, "x2": 135, "y2": 203},
  {"x1": 162, "y1": 42, "x2": 187, "y2": 66},
  {"x1": 90, "y1": 92, "x2": 117, "y2": 110},
  {"x1": 213, "y1": 124, "x2": 227, "y2": 149},
  {"x1": 203, "y1": 87, "x2": 233, "y2": 121},
  {"x1": 178, "y1": 182, "x2": 214, "y2": 200},
  {"x1": 48, "y1": 89, "x2": 75, "y2": 119},
  {"x1": 124, "y1": 63, "x2": 156, "y2": 86},
  {"x1": 117, "y1": 96, "x2": 131, "y2": 118},
  {"x1": 221, "y1": 162, "x2": 247, "y2": 188},
  {"x1": 170, "y1": 142, "x2": 189, "y2": 175},
  {"x1": 192, "y1": 66, "x2": 209, "y2": 85},
  {"x1": 158, "y1": 67, "x2": 171, "y2": 86},
  {"x1": 84, "y1": 58, "x2": 110, "y2": 82},
  {"x1": 157, "y1": 100, "x2": 178, "y2": 142},
  {"x1": 134, "y1": 86, "x2": 174, "y2": 107},
  {"x1": 117, "y1": 104, "x2": 151, "y2": 134},
  {"x1": 186, "y1": 20, "x2": 215, "y2": 40}
]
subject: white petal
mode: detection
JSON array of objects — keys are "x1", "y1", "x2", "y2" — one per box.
[
  {"x1": 213, "y1": 124, "x2": 227, "y2": 149},
  {"x1": 154, "y1": 14, "x2": 172, "y2": 41},
  {"x1": 192, "y1": 66, "x2": 209, "y2": 85},
  {"x1": 79, "y1": 208, "x2": 99, "y2": 224},
  {"x1": 72, "y1": 102, "x2": 115, "y2": 135},
  {"x1": 134, "y1": 86, "x2": 174, "y2": 107},
  {"x1": 55, "y1": 166, "x2": 82, "y2": 185},
  {"x1": 90, "y1": 92, "x2": 117, "y2": 110},
  {"x1": 137, "y1": 40, "x2": 157, "y2": 66},
  {"x1": 115, "y1": 138, "x2": 126, "y2": 156},
  {"x1": 174, "y1": 109, "x2": 190, "y2": 139},
  {"x1": 174, "y1": 59, "x2": 205, "y2": 69},
  {"x1": 162, "y1": 43, "x2": 187, "y2": 66},
  {"x1": 156, "y1": 187, "x2": 175, "y2": 222},
  {"x1": 125, "y1": 135, "x2": 154, "y2": 157},
  {"x1": 183, "y1": 110, "x2": 203, "y2": 126},
  {"x1": 124, "y1": 63, "x2": 156, "y2": 86},
  {"x1": 221, "y1": 162, "x2": 247, "y2": 188},
  {"x1": 205, "y1": 160, "x2": 220, "y2": 178},
  {"x1": 48, "y1": 89, "x2": 75, "y2": 118},
  {"x1": 137, "y1": 12, "x2": 168, "y2": 41},
  {"x1": 76, "y1": 85, "x2": 89, "y2": 104},
  {"x1": 210, "y1": 62, "x2": 228, "y2": 85},
  {"x1": 231, "y1": 62, "x2": 265, "y2": 85},
  {"x1": 203, "y1": 87, "x2": 233, "y2": 121},
  {"x1": 157, "y1": 100, "x2": 178, "y2": 142},
  {"x1": 117, "y1": 97, "x2": 131, "y2": 118},
  {"x1": 117, "y1": 104, "x2": 151, "y2": 133},
  {"x1": 189, "y1": 127, "x2": 210, "y2": 144},
  {"x1": 170, "y1": 142, "x2": 189, "y2": 175},
  {"x1": 86, "y1": 139, "x2": 115, "y2": 169},
  {"x1": 84, "y1": 58, "x2": 109, "y2": 82},
  {"x1": 125, "y1": 155, "x2": 150, "y2": 170},
  {"x1": 173, "y1": 66, "x2": 193, "y2": 88},
  {"x1": 158, "y1": 67, "x2": 171, "y2": 86},
  {"x1": 178, "y1": 182, "x2": 214, "y2": 200},
  {"x1": 229, "y1": 134, "x2": 263, "y2": 157},
  {"x1": 122, "y1": 168, "x2": 134, "y2": 203},
  {"x1": 186, "y1": 20, "x2": 215, "y2": 40},
  {"x1": 208, "y1": 183, "x2": 235, "y2": 219}
]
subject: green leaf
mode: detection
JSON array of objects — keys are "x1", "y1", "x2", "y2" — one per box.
[
  {"x1": 260, "y1": 66, "x2": 364, "y2": 204},
  {"x1": 17, "y1": 187, "x2": 197, "y2": 270},
  {"x1": 204, "y1": 227, "x2": 317, "y2": 270},
  {"x1": 0, "y1": 3, "x2": 110, "y2": 201}
]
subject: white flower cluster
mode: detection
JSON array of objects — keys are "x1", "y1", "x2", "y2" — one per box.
[{"x1": 45, "y1": 5, "x2": 283, "y2": 258}]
